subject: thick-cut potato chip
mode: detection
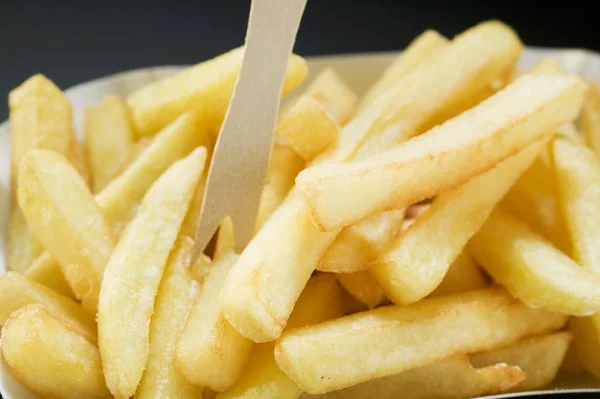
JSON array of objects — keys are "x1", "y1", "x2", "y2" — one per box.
[
  {"x1": 337, "y1": 270, "x2": 385, "y2": 308},
  {"x1": 304, "y1": 354, "x2": 524, "y2": 399},
  {"x1": 127, "y1": 47, "x2": 308, "y2": 136},
  {"x1": 429, "y1": 251, "x2": 487, "y2": 298},
  {"x1": 469, "y1": 208, "x2": 600, "y2": 316},
  {"x1": 85, "y1": 96, "x2": 136, "y2": 192},
  {"x1": 136, "y1": 236, "x2": 204, "y2": 399},
  {"x1": 274, "y1": 288, "x2": 566, "y2": 394},
  {"x1": 18, "y1": 150, "x2": 115, "y2": 313},
  {"x1": 1, "y1": 305, "x2": 111, "y2": 399},
  {"x1": 218, "y1": 274, "x2": 345, "y2": 399},
  {"x1": 304, "y1": 67, "x2": 358, "y2": 125},
  {"x1": 98, "y1": 148, "x2": 206, "y2": 399},
  {"x1": 369, "y1": 141, "x2": 542, "y2": 304},
  {"x1": 0, "y1": 272, "x2": 96, "y2": 343},
  {"x1": 582, "y1": 80, "x2": 600, "y2": 155},
  {"x1": 358, "y1": 30, "x2": 448, "y2": 110},
  {"x1": 177, "y1": 253, "x2": 253, "y2": 392},
  {"x1": 6, "y1": 206, "x2": 43, "y2": 273},
  {"x1": 296, "y1": 74, "x2": 585, "y2": 231},
  {"x1": 220, "y1": 21, "x2": 524, "y2": 343},
  {"x1": 471, "y1": 332, "x2": 572, "y2": 392},
  {"x1": 25, "y1": 252, "x2": 75, "y2": 299}
]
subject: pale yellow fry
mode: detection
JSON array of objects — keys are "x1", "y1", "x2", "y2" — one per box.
[
  {"x1": 1, "y1": 305, "x2": 111, "y2": 399},
  {"x1": 501, "y1": 157, "x2": 572, "y2": 254},
  {"x1": 304, "y1": 354, "x2": 525, "y2": 399},
  {"x1": 429, "y1": 251, "x2": 487, "y2": 298},
  {"x1": 296, "y1": 74, "x2": 585, "y2": 231},
  {"x1": 6, "y1": 206, "x2": 43, "y2": 273},
  {"x1": 553, "y1": 138, "x2": 600, "y2": 273},
  {"x1": 337, "y1": 271, "x2": 385, "y2": 309},
  {"x1": 191, "y1": 254, "x2": 214, "y2": 283},
  {"x1": 369, "y1": 141, "x2": 543, "y2": 304},
  {"x1": 85, "y1": 96, "x2": 136, "y2": 192},
  {"x1": 68, "y1": 136, "x2": 92, "y2": 187},
  {"x1": 218, "y1": 274, "x2": 345, "y2": 399},
  {"x1": 468, "y1": 208, "x2": 600, "y2": 316},
  {"x1": 471, "y1": 332, "x2": 572, "y2": 392},
  {"x1": 0, "y1": 272, "x2": 96, "y2": 343},
  {"x1": 136, "y1": 236, "x2": 204, "y2": 399},
  {"x1": 220, "y1": 20, "x2": 523, "y2": 344},
  {"x1": 96, "y1": 111, "x2": 213, "y2": 235},
  {"x1": 176, "y1": 253, "x2": 252, "y2": 391},
  {"x1": 358, "y1": 29, "x2": 448, "y2": 110},
  {"x1": 277, "y1": 96, "x2": 340, "y2": 161},
  {"x1": 128, "y1": 47, "x2": 308, "y2": 136},
  {"x1": 18, "y1": 150, "x2": 115, "y2": 313},
  {"x1": 98, "y1": 148, "x2": 205, "y2": 399},
  {"x1": 318, "y1": 209, "x2": 405, "y2": 273},
  {"x1": 570, "y1": 315, "x2": 600, "y2": 378},
  {"x1": 25, "y1": 252, "x2": 76, "y2": 299},
  {"x1": 274, "y1": 288, "x2": 566, "y2": 394},
  {"x1": 9, "y1": 74, "x2": 72, "y2": 195},
  {"x1": 215, "y1": 216, "x2": 235, "y2": 261},
  {"x1": 181, "y1": 164, "x2": 209, "y2": 238},
  {"x1": 582, "y1": 80, "x2": 600, "y2": 155},
  {"x1": 304, "y1": 67, "x2": 358, "y2": 125},
  {"x1": 122, "y1": 136, "x2": 154, "y2": 171},
  {"x1": 255, "y1": 144, "x2": 305, "y2": 233}
]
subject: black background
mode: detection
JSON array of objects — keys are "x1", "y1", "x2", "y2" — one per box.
[{"x1": 0, "y1": 0, "x2": 599, "y2": 120}]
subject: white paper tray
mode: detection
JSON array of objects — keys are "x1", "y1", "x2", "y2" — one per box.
[{"x1": 2, "y1": 47, "x2": 600, "y2": 398}]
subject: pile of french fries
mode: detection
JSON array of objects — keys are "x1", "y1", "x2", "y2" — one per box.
[{"x1": 4, "y1": 19, "x2": 600, "y2": 399}]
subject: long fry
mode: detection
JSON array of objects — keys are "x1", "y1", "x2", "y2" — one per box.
[{"x1": 98, "y1": 148, "x2": 205, "y2": 399}]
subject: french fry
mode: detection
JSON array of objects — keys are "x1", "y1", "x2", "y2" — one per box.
[
  {"x1": 128, "y1": 47, "x2": 308, "y2": 136},
  {"x1": 358, "y1": 29, "x2": 448, "y2": 110},
  {"x1": 255, "y1": 144, "x2": 305, "y2": 232},
  {"x1": 191, "y1": 254, "x2": 213, "y2": 283},
  {"x1": 135, "y1": 236, "x2": 204, "y2": 399},
  {"x1": 25, "y1": 252, "x2": 76, "y2": 299},
  {"x1": 1, "y1": 305, "x2": 111, "y2": 399},
  {"x1": 218, "y1": 274, "x2": 345, "y2": 399},
  {"x1": 468, "y1": 208, "x2": 600, "y2": 316},
  {"x1": 6, "y1": 206, "x2": 43, "y2": 273},
  {"x1": 221, "y1": 20, "x2": 524, "y2": 343},
  {"x1": 337, "y1": 271, "x2": 385, "y2": 309},
  {"x1": 98, "y1": 148, "x2": 206, "y2": 399},
  {"x1": 296, "y1": 74, "x2": 585, "y2": 231},
  {"x1": 368, "y1": 141, "x2": 543, "y2": 304},
  {"x1": 340, "y1": 284, "x2": 369, "y2": 315},
  {"x1": 305, "y1": 354, "x2": 525, "y2": 399},
  {"x1": 304, "y1": 67, "x2": 358, "y2": 125},
  {"x1": 277, "y1": 96, "x2": 340, "y2": 161},
  {"x1": 0, "y1": 272, "x2": 96, "y2": 343},
  {"x1": 177, "y1": 253, "x2": 253, "y2": 391},
  {"x1": 68, "y1": 136, "x2": 92, "y2": 186},
  {"x1": 181, "y1": 166, "x2": 209, "y2": 238},
  {"x1": 215, "y1": 216, "x2": 235, "y2": 260},
  {"x1": 553, "y1": 138, "x2": 600, "y2": 273},
  {"x1": 85, "y1": 96, "x2": 136, "y2": 192},
  {"x1": 582, "y1": 79, "x2": 600, "y2": 155},
  {"x1": 274, "y1": 287, "x2": 566, "y2": 394},
  {"x1": 18, "y1": 150, "x2": 115, "y2": 313},
  {"x1": 429, "y1": 251, "x2": 487, "y2": 298},
  {"x1": 317, "y1": 209, "x2": 405, "y2": 273},
  {"x1": 471, "y1": 332, "x2": 572, "y2": 392},
  {"x1": 569, "y1": 316, "x2": 600, "y2": 378}
]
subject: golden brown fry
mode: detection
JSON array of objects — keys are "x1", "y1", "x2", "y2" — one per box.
[
  {"x1": 317, "y1": 210, "x2": 405, "y2": 273},
  {"x1": 18, "y1": 150, "x2": 114, "y2": 313},
  {"x1": 304, "y1": 67, "x2": 358, "y2": 125},
  {"x1": 296, "y1": 74, "x2": 585, "y2": 231},
  {"x1": 429, "y1": 251, "x2": 487, "y2": 298},
  {"x1": 136, "y1": 236, "x2": 204, "y2": 399},
  {"x1": 128, "y1": 47, "x2": 308, "y2": 136},
  {"x1": 6, "y1": 206, "x2": 43, "y2": 273},
  {"x1": 220, "y1": 20, "x2": 524, "y2": 343},
  {"x1": 469, "y1": 208, "x2": 600, "y2": 316},
  {"x1": 471, "y1": 332, "x2": 572, "y2": 392},
  {"x1": 218, "y1": 274, "x2": 345, "y2": 399},
  {"x1": 25, "y1": 252, "x2": 75, "y2": 299},
  {"x1": 274, "y1": 288, "x2": 566, "y2": 394},
  {"x1": 337, "y1": 271, "x2": 385, "y2": 309},
  {"x1": 358, "y1": 29, "x2": 448, "y2": 110},
  {"x1": 1, "y1": 305, "x2": 111, "y2": 399},
  {"x1": 306, "y1": 354, "x2": 524, "y2": 399},
  {"x1": 582, "y1": 80, "x2": 600, "y2": 155},
  {"x1": 369, "y1": 141, "x2": 542, "y2": 304},
  {"x1": 0, "y1": 272, "x2": 96, "y2": 343},
  {"x1": 85, "y1": 95, "x2": 136, "y2": 192},
  {"x1": 98, "y1": 148, "x2": 206, "y2": 399}
]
